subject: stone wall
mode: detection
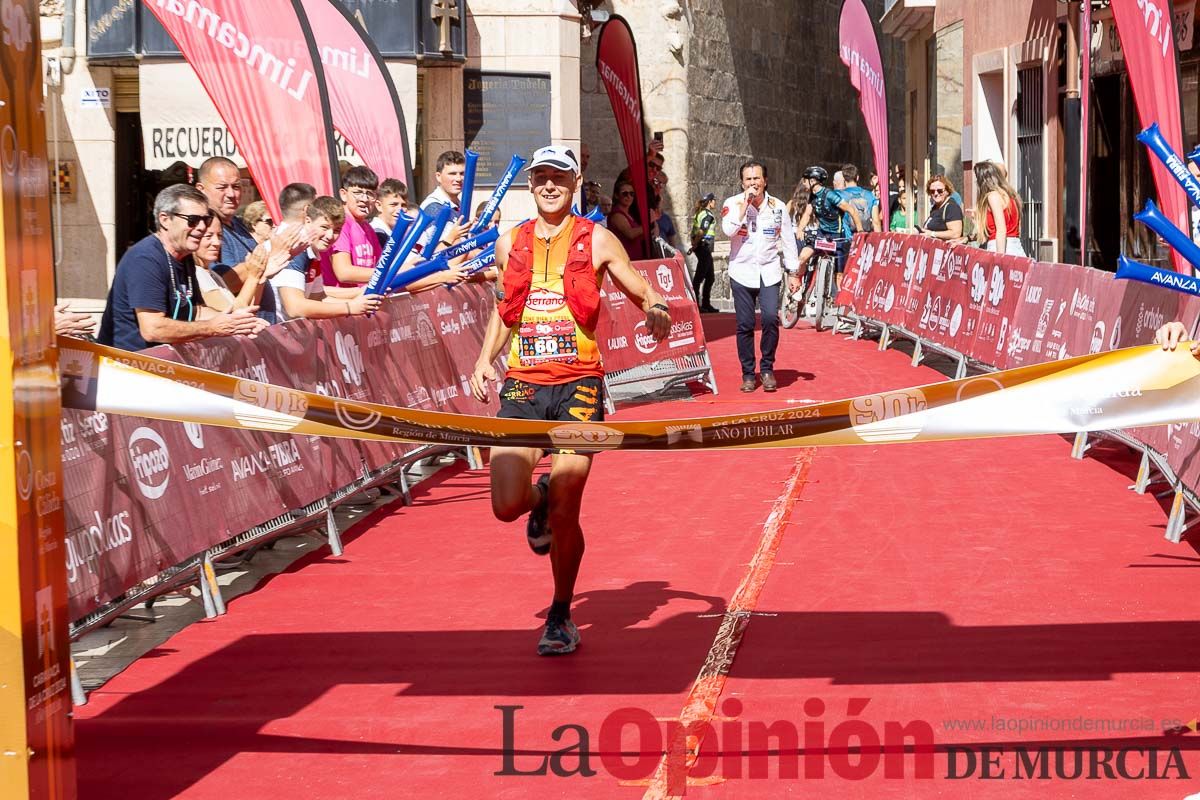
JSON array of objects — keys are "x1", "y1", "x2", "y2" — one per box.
[{"x1": 579, "y1": 0, "x2": 906, "y2": 304}]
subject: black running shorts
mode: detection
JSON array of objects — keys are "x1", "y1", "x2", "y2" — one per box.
[{"x1": 498, "y1": 376, "x2": 605, "y2": 454}]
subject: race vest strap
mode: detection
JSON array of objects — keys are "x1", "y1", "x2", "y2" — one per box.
[{"x1": 498, "y1": 217, "x2": 601, "y2": 331}]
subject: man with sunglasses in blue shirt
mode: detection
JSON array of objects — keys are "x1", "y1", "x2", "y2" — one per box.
[{"x1": 99, "y1": 184, "x2": 266, "y2": 351}]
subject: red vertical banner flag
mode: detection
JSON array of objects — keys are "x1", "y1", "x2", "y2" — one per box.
[
  {"x1": 596, "y1": 16, "x2": 652, "y2": 255},
  {"x1": 839, "y1": 0, "x2": 890, "y2": 226},
  {"x1": 1111, "y1": 0, "x2": 1190, "y2": 273},
  {"x1": 142, "y1": 0, "x2": 339, "y2": 221},
  {"x1": 299, "y1": 0, "x2": 414, "y2": 187}
]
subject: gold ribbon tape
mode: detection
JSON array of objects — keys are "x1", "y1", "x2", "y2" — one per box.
[{"x1": 58, "y1": 336, "x2": 1200, "y2": 452}]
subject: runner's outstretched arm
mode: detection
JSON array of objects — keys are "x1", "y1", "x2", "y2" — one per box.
[{"x1": 592, "y1": 224, "x2": 672, "y2": 340}]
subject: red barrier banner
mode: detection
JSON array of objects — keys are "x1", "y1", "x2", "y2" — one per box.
[
  {"x1": 596, "y1": 15, "x2": 652, "y2": 255},
  {"x1": 597, "y1": 255, "x2": 706, "y2": 373},
  {"x1": 839, "y1": 0, "x2": 890, "y2": 224},
  {"x1": 299, "y1": 0, "x2": 413, "y2": 186},
  {"x1": 144, "y1": 0, "x2": 339, "y2": 221},
  {"x1": 61, "y1": 270, "x2": 698, "y2": 621},
  {"x1": 1111, "y1": 0, "x2": 1189, "y2": 273},
  {"x1": 912, "y1": 241, "x2": 973, "y2": 350},
  {"x1": 967, "y1": 253, "x2": 1031, "y2": 370},
  {"x1": 836, "y1": 232, "x2": 878, "y2": 308},
  {"x1": 62, "y1": 284, "x2": 498, "y2": 620}
]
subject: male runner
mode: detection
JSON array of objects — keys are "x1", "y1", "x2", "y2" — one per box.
[{"x1": 469, "y1": 145, "x2": 672, "y2": 656}]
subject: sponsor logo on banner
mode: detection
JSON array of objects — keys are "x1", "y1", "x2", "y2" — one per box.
[
  {"x1": 526, "y1": 288, "x2": 567, "y2": 313},
  {"x1": 35, "y1": 586, "x2": 54, "y2": 657},
  {"x1": 16, "y1": 446, "x2": 33, "y2": 500},
  {"x1": 1109, "y1": 315, "x2": 1124, "y2": 349},
  {"x1": 233, "y1": 380, "x2": 308, "y2": 431},
  {"x1": 437, "y1": 301, "x2": 455, "y2": 318},
  {"x1": 1035, "y1": 299, "x2": 1054, "y2": 340},
  {"x1": 948, "y1": 304, "x2": 963, "y2": 338},
  {"x1": 334, "y1": 401, "x2": 383, "y2": 431},
  {"x1": 128, "y1": 426, "x2": 171, "y2": 499},
  {"x1": 1136, "y1": 304, "x2": 1166, "y2": 338},
  {"x1": 668, "y1": 319, "x2": 697, "y2": 348},
  {"x1": 970, "y1": 263, "x2": 987, "y2": 303},
  {"x1": 989, "y1": 265, "x2": 1006, "y2": 306},
  {"x1": 1007, "y1": 325, "x2": 1032, "y2": 359},
  {"x1": 184, "y1": 422, "x2": 205, "y2": 449},
  {"x1": 904, "y1": 248, "x2": 928, "y2": 283},
  {"x1": 1090, "y1": 321, "x2": 1107, "y2": 354},
  {"x1": 656, "y1": 263, "x2": 675, "y2": 293},
  {"x1": 869, "y1": 280, "x2": 895, "y2": 313},
  {"x1": 65, "y1": 510, "x2": 134, "y2": 585},
  {"x1": 335, "y1": 331, "x2": 364, "y2": 386},
  {"x1": 229, "y1": 359, "x2": 269, "y2": 383},
  {"x1": 416, "y1": 311, "x2": 438, "y2": 347},
  {"x1": 849, "y1": 389, "x2": 928, "y2": 443},
  {"x1": 61, "y1": 412, "x2": 110, "y2": 462},
  {"x1": 633, "y1": 321, "x2": 659, "y2": 355},
  {"x1": 231, "y1": 441, "x2": 304, "y2": 482},
  {"x1": 608, "y1": 336, "x2": 628, "y2": 350},
  {"x1": 855, "y1": 241, "x2": 877, "y2": 277},
  {"x1": 549, "y1": 424, "x2": 625, "y2": 450},
  {"x1": 406, "y1": 386, "x2": 433, "y2": 408},
  {"x1": 1069, "y1": 288, "x2": 1096, "y2": 321}
]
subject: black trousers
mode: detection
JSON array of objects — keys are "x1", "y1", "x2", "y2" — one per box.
[
  {"x1": 692, "y1": 241, "x2": 714, "y2": 307},
  {"x1": 730, "y1": 276, "x2": 779, "y2": 379}
]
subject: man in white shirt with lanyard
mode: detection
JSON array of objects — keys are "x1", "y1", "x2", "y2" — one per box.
[{"x1": 721, "y1": 159, "x2": 800, "y2": 393}]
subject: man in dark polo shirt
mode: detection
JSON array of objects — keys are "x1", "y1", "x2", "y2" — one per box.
[
  {"x1": 98, "y1": 184, "x2": 265, "y2": 351},
  {"x1": 194, "y1": 155, "x2": 283, "y2": 323}
]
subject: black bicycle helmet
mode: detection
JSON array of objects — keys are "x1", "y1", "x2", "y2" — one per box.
[{"x1": 802, "y1": 165, "x2": 828, "y2": 183}]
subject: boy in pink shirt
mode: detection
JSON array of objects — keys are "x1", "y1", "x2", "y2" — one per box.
[{"x1": 322, "y1": 165, "x2": 382, "y2": 288}]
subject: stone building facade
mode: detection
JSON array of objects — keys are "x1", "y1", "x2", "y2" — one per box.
[
  {"x1": 41, "y1": 0, "x2": 903, "y2": 309},
  {"x1": 581, "y1": 0, "x2": 905, "y2": 302}
]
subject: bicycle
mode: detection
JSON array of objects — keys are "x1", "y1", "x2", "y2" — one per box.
[{"x1": 781, "y1": 236, "x2": 841, "y2": 331}]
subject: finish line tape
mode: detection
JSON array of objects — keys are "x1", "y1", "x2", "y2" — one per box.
[{"x1": 59, "y1": 336, "x2": 1200, "y2": 452}]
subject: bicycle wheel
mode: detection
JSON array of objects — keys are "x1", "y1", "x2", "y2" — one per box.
[
  {"x1": 780, "y1": 277, "x2": 801, "y2": 329},
  {"x1": 812, "y1": 257, "x2": 829, "y2": 332}
]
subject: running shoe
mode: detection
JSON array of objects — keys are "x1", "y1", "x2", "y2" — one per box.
[
  {"x1": 526, "y1": 474, "x2": 552, "y2": 555},
  {"x1": 537, "y1": 616, "x2": 580, "y2": 656}
]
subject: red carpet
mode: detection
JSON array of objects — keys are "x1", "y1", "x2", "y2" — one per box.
[{"x1": 75, "y1": 316, "x2": 1200, "y2": 799}]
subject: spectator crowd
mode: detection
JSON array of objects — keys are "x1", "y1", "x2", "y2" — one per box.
[
  {"x1": 65, "y1": 142, "x2": 1027, "y2": 355},
  {"x1": 89, "y1": 153, "x2": 493, "y2": 352}
]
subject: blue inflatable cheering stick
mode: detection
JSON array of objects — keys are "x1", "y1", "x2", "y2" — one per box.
[
  {"x1": 471, "y1": 154, "x2": 527, "y2": 235},
  {"x1": 460, "y1": 150, "x2": 480, "y2": 222},
  {"x1": 1138, "y1": 123, "x2": 1200, "y2": 210},
  {"x1": 1115, "y1": 254, "x2": 1200, "y2": 297},
  {"x1": 369, "y1": 205, "x2": 453, "y2": 296},
  {"x1": 384, "y1": 226, "x2": 501, "y2": 293},
  {"x1": 365, "y1": 208, "x2": 433, "y2": 296},
  {"x1": 1133, "y1": 198, "x2": 1200, "y2": 273}
]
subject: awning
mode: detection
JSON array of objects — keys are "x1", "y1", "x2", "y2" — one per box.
[{"x1": 139, "y1": 62, "x2": 362, "y2": 172}]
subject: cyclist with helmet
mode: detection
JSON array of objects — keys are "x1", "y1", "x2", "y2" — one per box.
[{"x1": 794, "y1": 165, "x2": 863, "y2": 277}]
